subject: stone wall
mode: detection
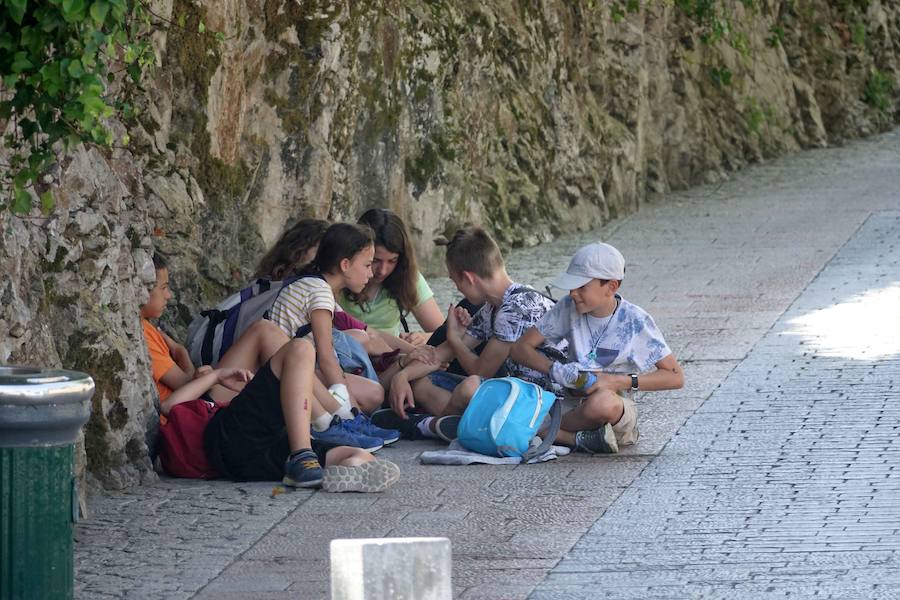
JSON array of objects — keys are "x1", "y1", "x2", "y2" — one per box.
[{"x1": 1, "y1": 0, "x2": 897, "y2": 490}]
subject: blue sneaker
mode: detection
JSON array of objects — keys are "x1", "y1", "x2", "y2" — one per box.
[
  {"x1": 311, "y1": 416, "x2": 384, "y2": 452},
  {"x1": 345, "y1": 408, "x2": 401, "y2": 445},
  {"x1": 283, "y1": 449, "x2": 324, "y2": 488}
]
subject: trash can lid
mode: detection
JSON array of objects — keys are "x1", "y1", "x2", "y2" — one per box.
[
  {"x1": 0, "y1": 366, "x2": 95, "y2": 406},
  {"x1": 0, "y1": 366, "x2": 95, "y2": 447}
]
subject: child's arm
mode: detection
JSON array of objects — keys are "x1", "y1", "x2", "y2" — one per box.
[
  {"x1": 160, "y1": 330, "x2": 195, "y2": 377},
  {"x1": 408, "y1": 296, "x2": 444, "y2": 332},
  {"x1": 442, "y1": 302, "x2": 503, "y2": 376},
  {"x1": 387, "y1": 340, "x2": 455, "y2": 418},
  {"x1": 309, "y1": 308, "x2": 343, "y2": 387},
  {"x1": 159, "y1": 363, "x2": 194, "y2": 394},
  {"x1": 509, "y1": 327, "x2": 554, "y2": 374},
  {"x1": 160, "y1": 368, "x2": 252, "y2": 415},
  {"x1": 583, "y1": 354, "x2": 684, "y2": 395}
]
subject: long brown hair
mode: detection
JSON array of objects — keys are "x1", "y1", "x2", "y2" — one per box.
[
  {"x1": 254, "y1": 218, "x2": 329, "y2": 280},
  {"x1": 357, "y1": 208, "x2": 420, "y2": 312},
  {"x1": 298, "y1": 223, "x2": 375, "y2": 276}
]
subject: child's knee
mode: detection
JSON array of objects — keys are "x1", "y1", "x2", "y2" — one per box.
[
  {"x1": 249, "y1": 319, "x2": 283, "y2": 338},
  {"x1": 285, "y1": 337, "x2": 315, "y2": 360},
  {"x1": 460, "y1": 375, "x2": 481, "y2": 398},
  {"x1": 582, "y1": 391, "x2": 622, "y2": 424}
]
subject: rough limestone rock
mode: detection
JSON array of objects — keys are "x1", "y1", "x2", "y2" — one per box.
[{"x1": 1, "y1": 0, "x2": 897, "y2": 490}]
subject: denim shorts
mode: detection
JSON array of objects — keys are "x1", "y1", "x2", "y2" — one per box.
[{"x1": 428, "y1": 371, "x2": 471, "y2": 392}]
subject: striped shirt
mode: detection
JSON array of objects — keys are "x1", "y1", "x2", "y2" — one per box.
[{"x1": 266, "y1": 276, "x2": 335, "y2": 337}]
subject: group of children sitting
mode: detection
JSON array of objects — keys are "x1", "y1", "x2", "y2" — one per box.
[{"x1": 140, "y1": 208, "x2": 684, "y2": 494}]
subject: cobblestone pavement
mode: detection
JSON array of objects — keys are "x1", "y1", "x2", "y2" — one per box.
[
  {"x1": 75, "y1": 129, "x2": 900, "y2": 599},
  {"x1": 531, "y1": 210, "x2": 900, "y2": 600}
]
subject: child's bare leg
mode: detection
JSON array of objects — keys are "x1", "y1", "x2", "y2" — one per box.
[
  {"x1": 310, "y1": 371, "x2": 358, "y2": 430},
  {"x1": 439, "y1": 375, "x2": 481, "y2": 416},
  {"x1": 321, "y1": 447, "x2": 400, "y2": 493},
  {"x1": 323, "y1": 446, "x2": 373, "y2": 467},
  {"x1": 218, "y1": 320, "x2": 290, "y2": 372},
  {"x1": 409, "y1": 376, "x2": 451, "y2": 415},
  {"x1": 268, "y1": 338, "x2": 316, "y2": 452},
  {"x1": 560, "y1": 390, "x2": 624, "y2": 432},
  {"x1": 346, "y1": 373, "x2": 384, "y2": 414},
  {"x1": 542, "y1": 390, "x2": 624, "y2": 449},
  {"x1": 208, "y1": 321, "x2": 291, "y2": 405}
]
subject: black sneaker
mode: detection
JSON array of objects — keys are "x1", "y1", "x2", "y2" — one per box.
[
  {"x1": 371, "y1": 408, "x2": 432, "y2": 440},
  {"x1": 282, "y1": 449, "x2": 324, "y2": 488},
  {"x1": 574, "y1": 424, "x2": 619, "y2": 454},
  {"x1": 434, "y1": 415, "x2": 461, "y2": 442}
]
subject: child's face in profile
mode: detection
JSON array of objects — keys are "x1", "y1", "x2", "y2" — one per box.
[
  {"x1": 141, "y1": 268, "x2": 172, "y2": 319},
  {"x1": 569, "y1": 278, "x2": 614, "y2": 315},
  {"x1": 341, "y1": 244, "x2": 375, "y2": 293},
  {"x1": 447, "y1": 266, "x2": 482, "y2": 304}
]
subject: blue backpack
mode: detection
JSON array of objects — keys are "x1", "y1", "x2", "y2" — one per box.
[{"x1": 457, "y1": 377, "x2": 562, "y2": 462}]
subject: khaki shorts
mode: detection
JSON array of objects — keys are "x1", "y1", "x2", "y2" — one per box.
[{"x1": 612, "y1": 393, "x2": 639, "y2": 446}]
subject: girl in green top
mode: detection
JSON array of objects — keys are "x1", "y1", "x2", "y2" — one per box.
[{"x1": 340, "y1": 209, "x2": 444, "y2": 345}]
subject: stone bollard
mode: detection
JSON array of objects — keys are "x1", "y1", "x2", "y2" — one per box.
[{"x1": 330, "y1": 537, "x2": 452, "y2": 600}]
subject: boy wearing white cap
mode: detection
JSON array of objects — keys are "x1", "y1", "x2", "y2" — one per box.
[{"x1": 510, "y1": 242, "x2": 684, "y2": 453}]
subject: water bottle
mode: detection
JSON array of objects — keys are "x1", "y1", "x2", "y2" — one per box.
[{"x1": 573, "y1": 371, "x2": 597, "y2": 391}]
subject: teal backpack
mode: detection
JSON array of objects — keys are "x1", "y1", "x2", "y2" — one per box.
[{"x1": 457, "y1": 377, "x2": 562, "y2": 462}]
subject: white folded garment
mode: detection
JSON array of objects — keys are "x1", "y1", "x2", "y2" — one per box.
[{"x1": 419, "y1": 439, "x2": 571, "y2": 465}]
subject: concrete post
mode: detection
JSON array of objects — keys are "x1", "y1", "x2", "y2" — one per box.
[{"x1": 330, "y1": 537, "x2": 452, "y2": 600}]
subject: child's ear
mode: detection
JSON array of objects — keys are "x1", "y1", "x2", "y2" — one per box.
[
  {"x1": 340, "y1": 257, "x2": 351, "y2": 273},
  {"x1": 463, "y1": 271, "x2": 478, "y2": 286},
  {"x1": 609, "y1": 280, "x2": 621, "y2": 293}
]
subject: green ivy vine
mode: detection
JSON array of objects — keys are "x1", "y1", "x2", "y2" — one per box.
[{"x1": 0, "y1": 0, "x2": 154, "y2": 214}]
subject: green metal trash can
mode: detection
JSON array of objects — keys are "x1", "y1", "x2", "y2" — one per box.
[{"x1": 0, "y1": 366, "x2": 94, "y2": 600}]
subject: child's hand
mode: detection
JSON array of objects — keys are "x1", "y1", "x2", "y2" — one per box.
[
  {"x1": 549, "y1": 362, "x2": 580, "y2": 388},
  {"x1": 399, "y1": 331, "x2": 430, "y2": 346},
  {"x1": 217, "y1": 368, "x2": 253, "y2": 392},
  {"x1": 446, "y1": 304, "x2": 469, "y2": 339},
  {"x1": 407, "y1": 345, "x2": 438, "y2": 366},
  {"x1": 388, "y1": 374, "x2": 416, "y2": 419},
  {"x1": 161, "y1": 330, "x2": 194, "y2": 372},
  {"x1": 584, "y1": 373, "x2": 622, "y2": 395},
  {"x1": 453, "y1": 305, "x2": 473, "y2": 329},
  {"x1": 195, "y1": 365, "x2": 213, "y2": 378}
]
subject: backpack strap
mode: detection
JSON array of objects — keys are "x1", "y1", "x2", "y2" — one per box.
[
  {"x1": 199, "y1": 309, "x2": 229, "y2": 366},
  {"x1": 520, "y1": 396, "x2": 562, "y2": 463},
  {"x1": 400, "y1": 313, "x2": 410, "y2": 333}
]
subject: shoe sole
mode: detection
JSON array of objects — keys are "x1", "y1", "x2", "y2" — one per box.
[
  {"x1": 434, "y1": 415, "x2": 461, "y2": 442},
  {"x1": 282, "y1": 475, "x2": 323, "y2": 488},
  {"x1": 322, "y1": 460, "x2": 401, "y2": 493}
]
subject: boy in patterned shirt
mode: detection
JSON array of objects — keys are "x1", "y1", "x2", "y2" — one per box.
[
  {"x1": 511, "y1": 242, "x2": 684, "y2": 453},
  {"x1": 372, "y1": 226, "x2": 565, "y2": 441}
]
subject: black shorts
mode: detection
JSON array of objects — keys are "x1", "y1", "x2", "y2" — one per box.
[{"x1": 204, "y1": 362, "x2": 336, "y2": 481}]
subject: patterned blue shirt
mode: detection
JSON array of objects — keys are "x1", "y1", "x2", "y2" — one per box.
[{"x1": 536, "y1": 294, "x2": 671, "y2": 374}]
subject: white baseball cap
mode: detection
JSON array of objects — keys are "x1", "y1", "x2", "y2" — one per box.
[{"x1": 550, "y1": 242, "x2": 625, "y2": 290}]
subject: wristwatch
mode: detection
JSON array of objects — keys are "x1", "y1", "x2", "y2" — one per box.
[{"x1": 629, "y1": 373, "x2": 639, "y2": 391}]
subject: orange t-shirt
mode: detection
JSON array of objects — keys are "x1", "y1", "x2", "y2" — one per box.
[{"x1": 141, "y1": 318, "x2": 175, "y2": 404}]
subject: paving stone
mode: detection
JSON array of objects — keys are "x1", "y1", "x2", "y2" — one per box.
[{"x1": 75, "y1": 129, "x2": 900, "y2": 599}]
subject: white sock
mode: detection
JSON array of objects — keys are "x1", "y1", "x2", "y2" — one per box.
[
  {"x1": 335, "y1": 403, "x2": 355, "y2": 421},
  {"x1": 416, "y1": 417, "x2": 437, "y2": 438},
  {"x1": 312, "y1": 412, "x2": 333, "y2": 432}
]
